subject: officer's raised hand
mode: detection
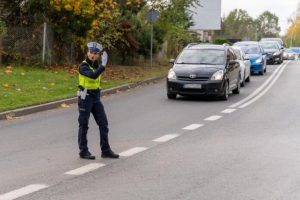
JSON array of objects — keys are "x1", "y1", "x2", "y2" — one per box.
[{"x1": 101, "y1": 51, "x2": 108, "y2": 67}]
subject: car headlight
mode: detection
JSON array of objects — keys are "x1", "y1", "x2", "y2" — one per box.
[
  {"x1": 168, "y1": 69, "x2": 177, "y2": 80},
  {"x1": 255, "y1": 58, "x2": 262, "y2": 63},
  {"x1": 283, "y1": 52, "x2": 287, "y2": 57},
  {"x1": 211, "y1": 70, "x2": 224, "y2": 80},
  {"x1": 273, "y1": 51, "x2": 280, "y2": 56}
]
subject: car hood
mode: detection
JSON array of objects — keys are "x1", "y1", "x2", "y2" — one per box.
[
  {"x1": 173, "y1": 64, "x2": 224, "y2": 76},
  {"x1": 264, "y1": 49, "x2": 278, "y2": 53},
  {"x1": 246, "y1": 54, "x2": 261, "y2": 63}
]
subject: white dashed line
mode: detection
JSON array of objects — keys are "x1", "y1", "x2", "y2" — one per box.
[
  {"x1": 0, "y1": 184, "x2": 48, "y2": 200},
  {"x1": 65, "y1": 163, "x2": 106, "y2": 175},
  {"x1": 205, "y1": 115, "x2": 222, "y2": 121},
  {"x1": 221, "y1": 108, "x2": 236, "y2": 114},
  {"x1": 119, "y1": 147, "x2": 148, "y2": 157},
  {"x1": 153, "y1": 134, "x2": 179, "y2": 142},
  {"x1": 182, "y1": 124, "x2": 203, "y2": 130}
]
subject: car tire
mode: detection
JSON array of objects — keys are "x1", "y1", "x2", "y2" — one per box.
[
  {"x1": 232, "y1": 80, "x2": 240, "y2": 94},
  {"x1": 241, "y1": 72, "x2": 246, "y2": 87},
  {"x1": 220, "y1": 81, "x2": 229, "y2": 101},
  {"x1": 259, "y1": 68, "x2": 264, "y2": 75},
  {"x1": 245, "y1": 74, "x2": 250, "y2": 82},
  {"x1": 167, "y1": 93, "x2": 176, "y2": 99}
]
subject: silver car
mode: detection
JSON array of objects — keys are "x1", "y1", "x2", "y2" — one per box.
[{"x1": 232, "y1": 46, "x2": 251, "y2": 87}]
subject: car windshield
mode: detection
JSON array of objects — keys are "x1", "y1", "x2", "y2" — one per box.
[
  {"x1": 240, "y1": 45, "x2": 260, "y2": 54},
  {"x1": 260, "y1": 43, "x2": 278, "y2": 49},
  {"x1": 176, "y1": 49, "x2": 225, "y2": 65}
]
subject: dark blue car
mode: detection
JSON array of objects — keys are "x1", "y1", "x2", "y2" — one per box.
[{"x1": 234, "y1": 41, "x2": 267, "y2": 75}]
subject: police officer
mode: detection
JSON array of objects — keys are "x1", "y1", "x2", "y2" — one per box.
[{"x1": 77, "y1": 42, "x2": 119, "y2": 160}]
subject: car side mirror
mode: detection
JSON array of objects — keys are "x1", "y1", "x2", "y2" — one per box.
[
  {"x1": 169, "y1": 59, "x2": 175, "y2": 64},
  {"x1": 228, "y1": 60, "x2": 237, "y2": 65}
]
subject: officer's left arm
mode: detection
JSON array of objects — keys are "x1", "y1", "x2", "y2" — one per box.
[{"x1": 79, "y1": 63, "x2": 105, "y2": 79}]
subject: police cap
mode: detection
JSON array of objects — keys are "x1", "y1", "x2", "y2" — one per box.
[{"x1": 87, "y1": 42, "x2": 103, "y2": 53}]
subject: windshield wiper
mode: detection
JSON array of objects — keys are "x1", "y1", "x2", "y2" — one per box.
[{"x1": 198, "y1": 63, "x2": 215, "y2": 65}]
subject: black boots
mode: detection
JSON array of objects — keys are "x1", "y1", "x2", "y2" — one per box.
[
  {"x1": 79, "y1": 152, "x2": 96, "y2": 160},
  {"x1": 101, "y1": 151, "x2": 119, "y2": 159}
]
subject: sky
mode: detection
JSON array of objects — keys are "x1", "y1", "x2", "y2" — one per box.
[{"x1": 221, "y1": 0, "x2": 300, "y2": 35}]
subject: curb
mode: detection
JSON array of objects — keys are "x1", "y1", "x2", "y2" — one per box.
[{"x1": 0, "y1": 76, "x2": 166, "y2": 120}]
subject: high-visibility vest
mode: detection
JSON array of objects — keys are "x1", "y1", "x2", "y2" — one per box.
[{"x1": 78, "y1": 60, "x2": 101, "y2": 89}]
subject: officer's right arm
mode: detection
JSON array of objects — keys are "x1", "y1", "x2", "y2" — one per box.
[{"x1": 79, "y1": 64, "x2": 105, "y2": 79}]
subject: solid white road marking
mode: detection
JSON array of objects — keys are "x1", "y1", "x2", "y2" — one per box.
[
  {"x1": 205, "y1": 115, "x2": 222, "y2": 121},
  {"x1": 239, "y1": 61, "x2": 288, "y2": 108},
  {"x1": 221, "y1": 108, "x2": 236, "y2": 114},
  {"x1": 229, "y1": 61, "x2": 289, "y2": 108},
  {"x1": 182, "y1": 124, "x2": 203, "y2": 130},
  {"x1": 0, "y1": 184, "x2": 48, "y2": 200},
  {"x1": 119, "y1": 147, "x2": 148, "y2": 157},
  {"x1": 65, "y1": 163, "x2": 106, "y2": 175},
  {"x1": 153, "y1": 134, "x2": 179, "y2": 142}
]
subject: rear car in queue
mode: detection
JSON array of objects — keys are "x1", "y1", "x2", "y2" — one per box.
[{"x1": 167, "y1": 44, "x2": 240, "y2": 100}]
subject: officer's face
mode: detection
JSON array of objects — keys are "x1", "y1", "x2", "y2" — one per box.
[{"x1": 87, "y1": 51, "x2": 100, "y2": 61}]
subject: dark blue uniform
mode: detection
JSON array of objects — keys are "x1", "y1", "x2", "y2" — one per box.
[{"x1": 78, "y1": 57, "x2": 111, "y2": 155}]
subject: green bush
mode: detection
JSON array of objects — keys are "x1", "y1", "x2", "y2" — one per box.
[{"x1": 213, "y1": 38, "x2": 232, "y2": 45}]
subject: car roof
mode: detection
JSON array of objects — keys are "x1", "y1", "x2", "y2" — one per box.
[
  {"x1": 259, "y1": 40, "x2": 280, "y2": 46},
  {"x1": 260, "y1": 38, "x2": 283, "y2": 44},
  {"x1": 184, "y1": 43, "x2": 229, "y2": 50},
  {"x1": 234, "y1": 41, "x2": 259, "y2": 45}
]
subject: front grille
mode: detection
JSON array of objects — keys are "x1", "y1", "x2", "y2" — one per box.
[{"x1": 177, "y1": 76, "x2": 209, "y2": 81}]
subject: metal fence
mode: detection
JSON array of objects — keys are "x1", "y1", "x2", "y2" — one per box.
[
  {"x1": 0, "y1": 23, "x2": 169, "y2": 67},
  {"x1": 0, "y1": 23, "x2": 80, "y2": 66}
]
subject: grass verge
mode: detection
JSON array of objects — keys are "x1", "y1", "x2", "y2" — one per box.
[{"x1": 0, "y1": 65, "x2": 169, "y2": 112}]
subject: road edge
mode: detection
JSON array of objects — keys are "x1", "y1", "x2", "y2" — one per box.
[{"x1": 0, "y1": 76, "x2": 166, "y2": 120}]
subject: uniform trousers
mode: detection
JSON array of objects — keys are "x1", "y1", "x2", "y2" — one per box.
[{"x1": 78, "y1": 91, "x2": 111, "y2": 154}]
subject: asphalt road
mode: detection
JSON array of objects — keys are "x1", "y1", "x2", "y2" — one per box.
[{"x1": 1, "y1": 60, "x2": 300, "y2": 200}]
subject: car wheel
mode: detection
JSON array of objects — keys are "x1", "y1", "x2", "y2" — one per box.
[
  {"x1": 232, "y1": 79, "x2": 240, "y2": 94},
  {"x1": 259, "y1": 68, "x2": 264, "y2": 75},
  {"x1": 245, "y1": 74, "x2": 250, "y2": 82},
  {"x1": 167, "y1": 93, "x2": 176, "y2": 99},
  {"x1": 241, "y1": 72, "x2": 246, "y2": 87},
  {"x1": 220, "y1": 81, "x2": 229, "y2": 101}
]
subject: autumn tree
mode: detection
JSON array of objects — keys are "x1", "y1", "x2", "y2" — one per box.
[{"x1": 284, "y1": 16, "x2": 300, "y2": 47}]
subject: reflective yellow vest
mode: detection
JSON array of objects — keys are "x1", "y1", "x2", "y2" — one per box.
[{"x1": 78, "y1": 60, "x2": 101, "y2": 89}]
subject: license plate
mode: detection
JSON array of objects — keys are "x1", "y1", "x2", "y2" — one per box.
[{"x1": 183, "y1": 84, "x2": 202, "y2": 89}]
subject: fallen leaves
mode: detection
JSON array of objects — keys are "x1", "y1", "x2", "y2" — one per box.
[
  {"x1": 5, "y1": 113, "x2": 14, "y2": 120},
  {"x1": 3, "y1": 83, "x2": 10, "y2": 88},
  {"x1": 61, "y1": 103, "x2": 70, "y2": 108}
]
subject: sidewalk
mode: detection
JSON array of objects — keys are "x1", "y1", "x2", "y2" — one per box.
[{"x1": 0, "y1": 76, "x2": 165, "y2": 120}]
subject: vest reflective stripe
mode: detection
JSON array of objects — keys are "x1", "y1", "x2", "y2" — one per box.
[{"x1": 78, "y1": 60, "x2": 101, "y2": 89}]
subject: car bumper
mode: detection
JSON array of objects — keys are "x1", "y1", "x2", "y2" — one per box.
[
  {"x1": 250, "y1": 62, "x2": 264, "y2": 73},
  {"x1": 167, "y1": 79, "x2": 225, "y2": 96},
  {"x1": 266, "y1": 54, "x2": 281, "y2": 63}
]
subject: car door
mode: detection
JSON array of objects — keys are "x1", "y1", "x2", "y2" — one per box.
[
  {"x1": 227, "y1": 49, "x2": 240, "y2": 90},
  {"x1": 241, "y1": 50, "x2": 251, "y2": 79}
]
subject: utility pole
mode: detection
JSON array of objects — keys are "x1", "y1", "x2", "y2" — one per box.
[{"x1": 145, "y1": 3, "x2": 159, "y2": 68}]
